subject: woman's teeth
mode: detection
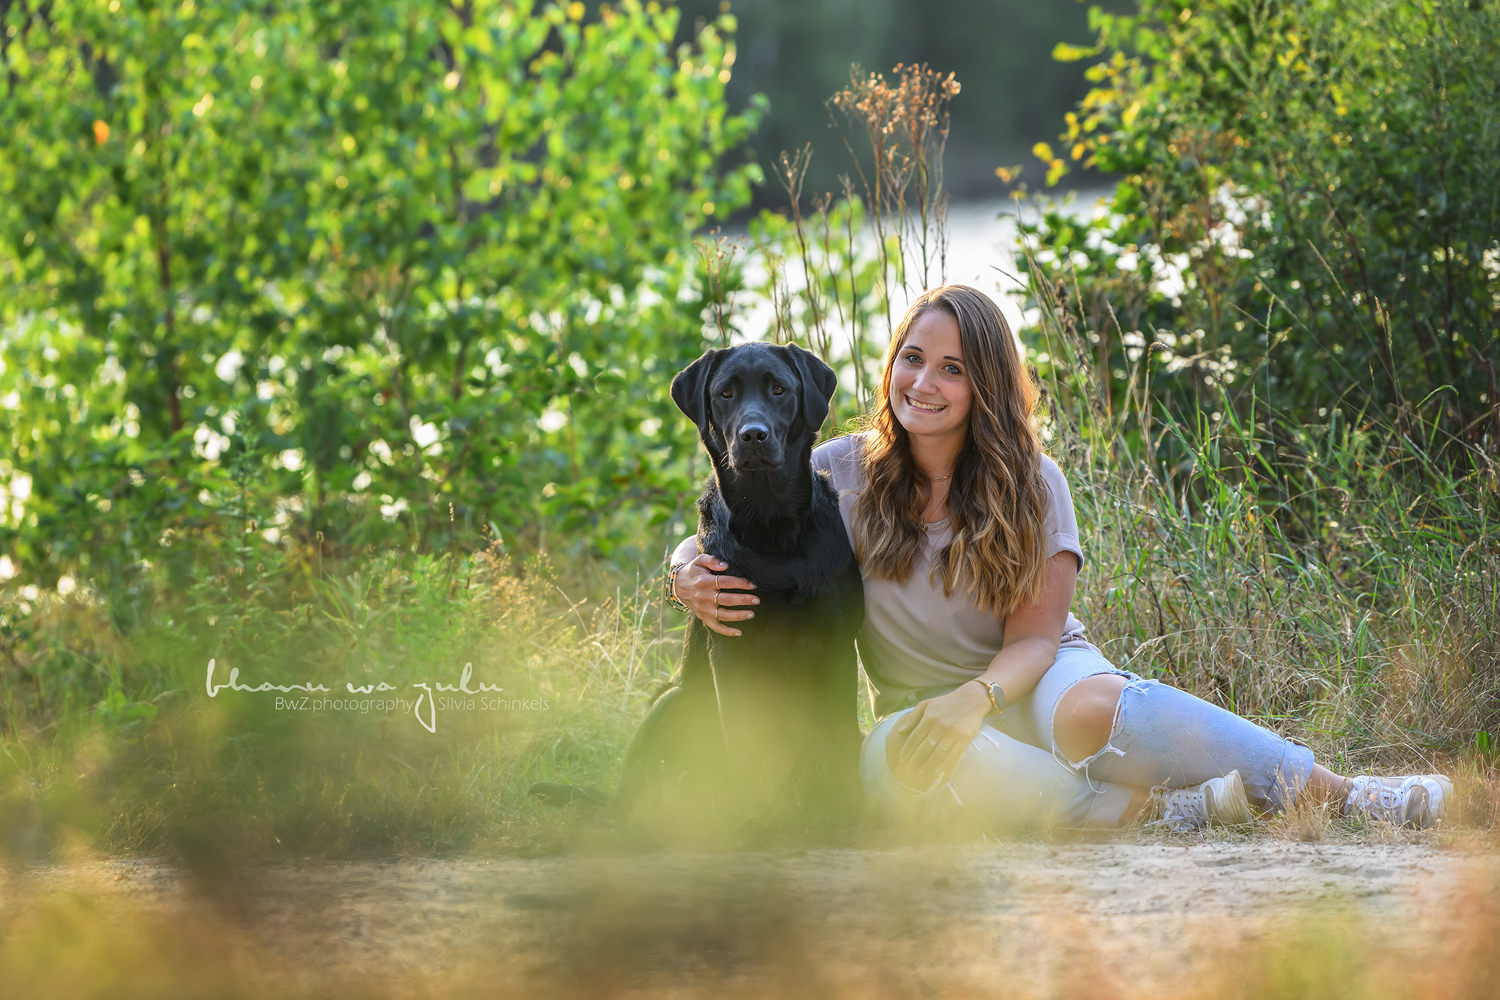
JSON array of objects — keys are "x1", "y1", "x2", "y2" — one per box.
[{"x1": 906, "y1": 396, "x2": 945, "y2": 412}]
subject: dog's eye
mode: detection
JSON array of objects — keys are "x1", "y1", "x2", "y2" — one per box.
[
  {"x1": 772, "y1": 385, "x2": 785, "y2": 396},
  {"x1": 720, "y1": 388, "x2": 733, "y2": 398}
]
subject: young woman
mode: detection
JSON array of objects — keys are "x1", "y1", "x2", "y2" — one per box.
[{"x1": 668, "y1": 285, "x2": 1450, "y2": 832}]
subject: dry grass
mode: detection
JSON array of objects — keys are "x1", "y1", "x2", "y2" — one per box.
[
  {"x1": 0, "y1": 485, "x2": 1495, "y2": 863},
  {"x1": 1, "y1": 852, "x2": 1497, "y2": 1000}
]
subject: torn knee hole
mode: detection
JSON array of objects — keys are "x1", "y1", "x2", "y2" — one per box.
[{"x1": 1053, "y1": 692, "x2": 1124, "y2": 763}]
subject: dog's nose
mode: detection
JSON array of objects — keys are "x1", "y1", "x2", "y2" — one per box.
[{"x1": 739, "y1": 423, "x2": 770, "y2": 445}]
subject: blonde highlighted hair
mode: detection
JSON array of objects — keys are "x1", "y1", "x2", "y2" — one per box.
[{"x1": 849, "y1": 285, "x2": 1049, "y2": 618}]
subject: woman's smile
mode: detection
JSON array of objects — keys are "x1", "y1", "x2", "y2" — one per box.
[{"x1": 889, "y1": 309, "x2": 972, "y2": 439}]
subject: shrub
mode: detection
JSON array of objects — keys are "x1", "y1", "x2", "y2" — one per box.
[
  {"x1": 1024, "y1": 0, "x2": 1500, "y2": 448},
  {"x1": 0, "y1": 0, "x2": 763, "y2": 584}
]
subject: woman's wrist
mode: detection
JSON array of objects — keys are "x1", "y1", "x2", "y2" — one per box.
[
  {"x1": 967, "y1": 677, "x2": 1005, "y2": 715},
  {"x1": 954, "y1": 678, "x2": 993, "y2": 718},
  {"x1": 664, "y1": 562, "x2": 690, "y2": 612}
]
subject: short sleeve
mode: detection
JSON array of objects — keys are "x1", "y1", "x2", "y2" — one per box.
[
  {"x1": 811, "y1": 433, "x2": 867, "y2": 493},
  {"x1": 1038, "y1": 455, "x2": 1084, "y2": 571}
]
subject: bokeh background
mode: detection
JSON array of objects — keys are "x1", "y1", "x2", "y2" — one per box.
[{"x1": 668, "y1": 0, "x2": 1130, "y2": 206}]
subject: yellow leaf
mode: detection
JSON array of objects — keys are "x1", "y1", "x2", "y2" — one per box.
[
  {"x1": 1032, "y1": 142, "x2": 1054, "y2": 162},
  {"x1": 1052, "y1": 42, "x2": 1096, "y2": 63},
  {"x1": 92, "y1": 120, "x2": 110, "y2": 145}
]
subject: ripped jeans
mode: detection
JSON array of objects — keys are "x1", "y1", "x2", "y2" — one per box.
[{"x1": 859, "y1": 647, "x2": 1316, "y2": 830}]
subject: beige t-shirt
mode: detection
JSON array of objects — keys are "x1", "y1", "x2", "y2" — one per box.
[{"x1": 811, "y1": 433, "x2": 1098, "y2": 709}]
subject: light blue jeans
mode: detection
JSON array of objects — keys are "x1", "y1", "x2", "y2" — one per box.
[{"x1": 860, "y1": 647, "x2": 1316, "y2": 830}]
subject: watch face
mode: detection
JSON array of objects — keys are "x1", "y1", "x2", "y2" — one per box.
[{"x1": 987, "y1": 683, "x2": 1005, "y2": 714}]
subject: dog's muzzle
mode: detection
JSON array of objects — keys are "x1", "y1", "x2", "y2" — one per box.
[{"x1": 728, "y1": 419, "x2": 784, "y2": 471}]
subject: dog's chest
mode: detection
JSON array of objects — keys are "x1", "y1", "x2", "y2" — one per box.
[{"x1": 707, "y1": 578, "x2": 860, "y2": 684}]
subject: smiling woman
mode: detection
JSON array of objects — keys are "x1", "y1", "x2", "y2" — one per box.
[
  {"x1": 890, "y1": 314, "x2": 973, "y2": 433},
  {"x1": 853, "y1": 288, "x2": 1049, "y2": 624},
  {"x1": 671, "y1": 285, "x2": 1455, "y2": 835}
]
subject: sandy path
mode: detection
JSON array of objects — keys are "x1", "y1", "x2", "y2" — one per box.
[{"x1": 13, "y1": 838, "x2": 1499, "y2": 996}]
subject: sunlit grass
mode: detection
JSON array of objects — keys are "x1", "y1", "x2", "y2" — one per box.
[{"x1": 1, "y1": 424, "x2": 1494, "y2": 865}]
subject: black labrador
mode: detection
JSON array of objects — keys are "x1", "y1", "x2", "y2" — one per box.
[
  {"x1": 533, "y1": 342, "x2": 864, "y2": 836},
  {"x1": 621, "y1": 342, "x2": 864, "y2": 831}
]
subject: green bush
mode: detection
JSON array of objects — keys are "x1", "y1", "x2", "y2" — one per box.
[
  {"x1": 1022, "y1": 0, "x2": 1499, "y2": 447},
  {"x1": 0, "y1": 0, "x2": 762, "y2": 585}
]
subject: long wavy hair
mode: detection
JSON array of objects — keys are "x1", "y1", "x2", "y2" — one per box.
[{"x1": 849, "y1": 285, "x2": 1050, "y2": 619}]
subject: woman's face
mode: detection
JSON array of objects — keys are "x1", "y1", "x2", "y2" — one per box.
[{"x1": 888, "y1": 309, "x2": 972, "y2": 444}]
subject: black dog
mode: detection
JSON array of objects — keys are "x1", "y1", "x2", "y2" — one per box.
[{"x1": 612, "y1": 342, "x2": 865, "y2": 834}]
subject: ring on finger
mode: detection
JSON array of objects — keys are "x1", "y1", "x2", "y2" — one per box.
[
  {"x1": 936, "y1": 743, "x2": 951, "y2": 752},
  {"x1": 715, "y1": 605, "x2": 720, "y2": 621}
]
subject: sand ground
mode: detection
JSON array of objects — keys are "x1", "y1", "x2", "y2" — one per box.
[{"x1": 10, "y1": 833, "x2": 1498, "y2": 996}]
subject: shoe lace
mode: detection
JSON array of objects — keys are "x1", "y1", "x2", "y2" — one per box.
[
  {"x1": 1346, "y1": 778, "x2": 1407, "y2": 824},
  {"x1": 1146, "y1": 787, "x2": 1206, "y2": 833}
]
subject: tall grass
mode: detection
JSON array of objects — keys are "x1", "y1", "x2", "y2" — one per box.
[
  {"x1": 2, "y1": 326, "x2": 1495, "y2": 862},
  {"x1": 0, "y1": 546, "x2": 689, "y2": 864},
  {"x1": 1022, "y1": 238, "x2": 1500, "y2": 776}
]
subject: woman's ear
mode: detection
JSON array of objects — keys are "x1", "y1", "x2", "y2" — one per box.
[{"x1": 783, "y1": 343, "x2": 837, "y2": 433}]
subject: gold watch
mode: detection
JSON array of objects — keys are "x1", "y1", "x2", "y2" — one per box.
[{"x1": 971, "y1": 679, "x2": 1006, "y2": 716}]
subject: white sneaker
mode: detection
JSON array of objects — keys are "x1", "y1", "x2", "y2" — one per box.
[
  {"x1": 1343, "y1": 774, "x2": 1453, "y2": 829},
  {"x1": 1147, "y1": 770, "x2": 1254, "y2": 832}
]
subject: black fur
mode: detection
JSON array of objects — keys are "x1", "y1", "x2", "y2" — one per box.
[{"x1": 616, "y1": 343, "x2": 864, "y2": 832}]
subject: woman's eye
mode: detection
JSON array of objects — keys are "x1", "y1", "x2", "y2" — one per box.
[
  {"x1": 944, "y1": 365, "x2": 962, "y2": 376},
  {"x1": 904, "y1": 353, "x2": 922, "y2": 365},
  {"x1": 771, "y1": 385, "x2": 785, "y2": 396}
]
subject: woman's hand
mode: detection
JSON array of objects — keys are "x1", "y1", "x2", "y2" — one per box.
[
  {"x1": 886, "y1": 680, "x2": 991, "y2": 791},
  {"x1": 674, "y1": 553, "x2": 759, "y2": 637}
]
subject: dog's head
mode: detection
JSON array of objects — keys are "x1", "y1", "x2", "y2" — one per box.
[{"x1": 670, "y1": 343, "x2": 837, "y2": 473}]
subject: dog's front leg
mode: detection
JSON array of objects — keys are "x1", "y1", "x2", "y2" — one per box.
[{"x1": 707, "y1": 632, "x2": 810, "y2": 826}]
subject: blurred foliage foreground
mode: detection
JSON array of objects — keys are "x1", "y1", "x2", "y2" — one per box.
[{"x1": 0, "y1": 0, "x2": 1496, "y2": 864}]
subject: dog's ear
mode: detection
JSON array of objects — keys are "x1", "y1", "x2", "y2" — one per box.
[
  {"x1": 784, "y1": 343, "x2": 837, "y2": 433},
  {"x1": 670, "y1": 349, "x2": 722, "y2": 430}
]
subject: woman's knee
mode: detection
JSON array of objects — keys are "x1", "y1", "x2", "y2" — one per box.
[
  {"x1": 1052, "y1": 673, "x2": 1127, "y2": 762},
  {"x1": 859, "y1": 710, "x2": 908, "y2": 783}
]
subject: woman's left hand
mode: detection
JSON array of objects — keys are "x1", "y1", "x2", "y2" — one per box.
[{"x1": 886, "y1": 681, "x2": 992, "y2": 791}]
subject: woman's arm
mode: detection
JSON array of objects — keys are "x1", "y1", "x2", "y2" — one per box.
[
  {"x1": 886, "y1": 551, "x2": 1079, "y2": 789},
  {"x1": 668, "y1": 535, "x2": 759, "y2": 638}
]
